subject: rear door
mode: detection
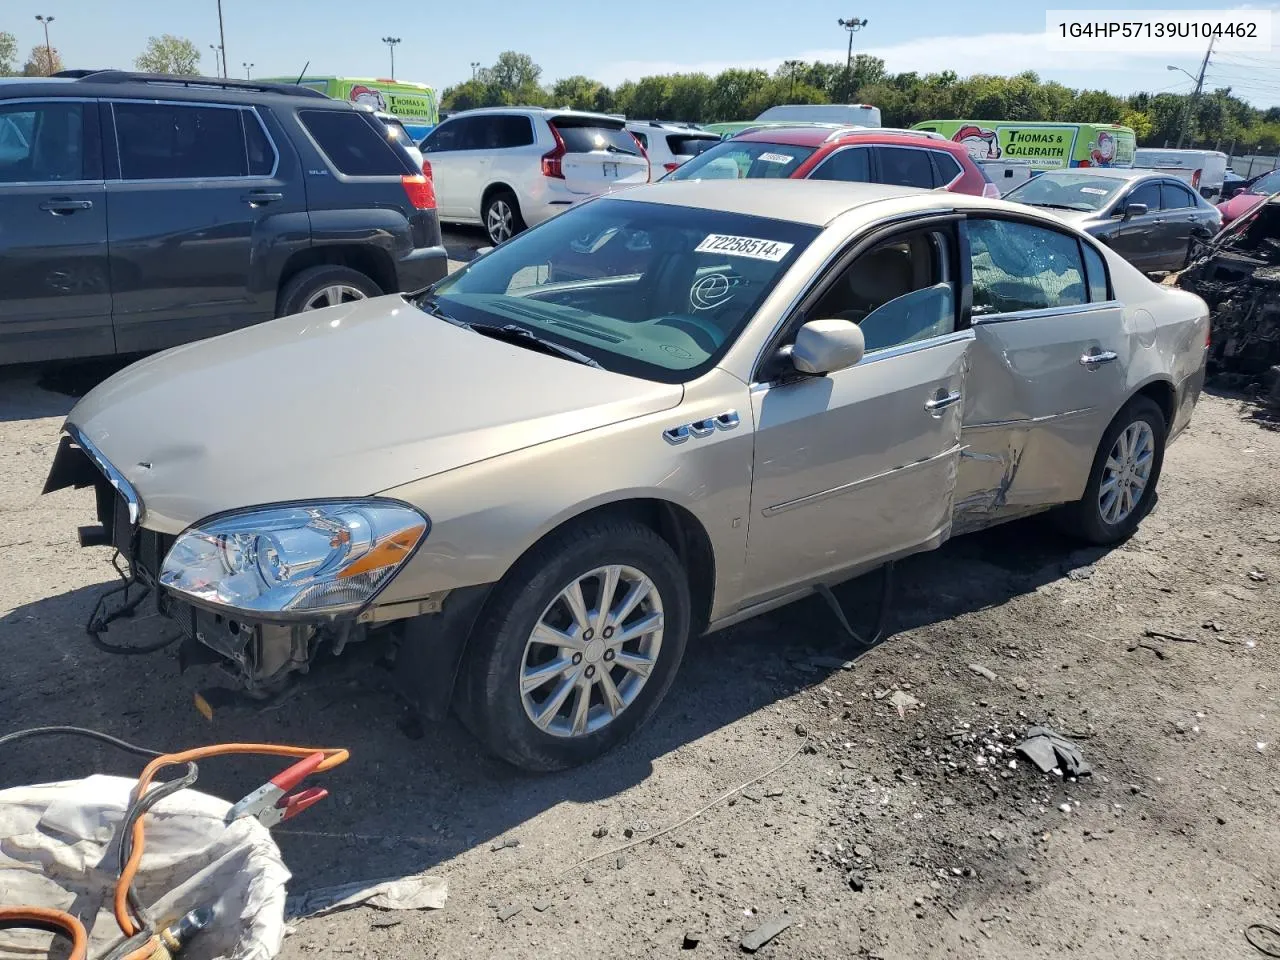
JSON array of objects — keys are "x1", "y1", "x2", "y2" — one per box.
[
  {"x1": 1158, "y1": 180, "x2": 1205, "y2": 269},
  {"x1": 0, "y1": 97, "x2": 113, "y2": 363},
  {"x1": 873, "y1": 146, "x2": 938, "y2": 190},
  {"x1": 550, "y1": 116, "x2": 649, "y2": 194},
  {"x1": 105, "y1": 98, "x2": 306, "y2": 353},
  {"x1": 954, "y1": 217, "x2": 1128, "y2": 529}
]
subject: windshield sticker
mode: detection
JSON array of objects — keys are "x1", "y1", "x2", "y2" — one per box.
[
  {"x1": 695, "y1": 234, "x2": 794, "y2": 262},
  {"x1": 1079, "y1": 187, "x2": 1109, "y2": 195},
  {"x1": 690, "y1": 273, "x2": 735, "y2": 311},
  {"x1": 757, "y1": 152, "x2": 794, "y2": 164}
]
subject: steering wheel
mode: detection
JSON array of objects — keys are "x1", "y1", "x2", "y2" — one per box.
[{"x1": 648, "y1": 314, "x2": 726, "y2": 354}]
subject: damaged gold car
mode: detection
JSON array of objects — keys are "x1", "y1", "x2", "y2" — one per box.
[{"x1": 46, "y1": 180, "x2": 1210, "y2": 771}]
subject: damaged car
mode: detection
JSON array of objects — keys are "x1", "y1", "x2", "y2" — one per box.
[{"x1": 45, "y1": 180, "x2": 1211, "y2": 771}]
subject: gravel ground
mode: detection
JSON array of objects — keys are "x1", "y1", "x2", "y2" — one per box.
[{"x1": 1, "y1": 359, "x2": 1277, "y2": 960}]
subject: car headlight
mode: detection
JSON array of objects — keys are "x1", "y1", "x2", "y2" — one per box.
[{"x1": 159, "y1": 500, "x2": 429, "y2": 615}]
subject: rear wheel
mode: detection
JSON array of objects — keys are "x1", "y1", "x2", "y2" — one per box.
[
  {"x1": 456, "y1": 517, "x2": 690, "y2": 772},
  {"x1": 1055, "y1": 396, "x2": 1167, "y2": 544},
  {"x1": 277, "y1": 265, "x2": 382, "y2": 317},
  {"x1": 483, "y1": 190, "x2": 525, "y2": 246}
]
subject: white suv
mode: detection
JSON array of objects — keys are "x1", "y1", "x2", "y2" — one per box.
[
  {"x1": 421, "y1": 107, "x2": 650, "y2": 244},
  {"x1": 626, "y1": 121, "x2": 720, "y2": 178}
]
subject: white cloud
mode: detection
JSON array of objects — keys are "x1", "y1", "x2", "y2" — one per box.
[{"x1": 594, "y1": 30, "x2": 1185, "y2": 90}]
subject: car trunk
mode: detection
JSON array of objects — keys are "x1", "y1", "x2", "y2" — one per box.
[{"x1": 551, "y1": 115, "x2": 650, "y2": 193}]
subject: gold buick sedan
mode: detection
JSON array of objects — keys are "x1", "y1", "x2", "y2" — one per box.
[{"x1": 46, "y1": 179, "x2": 1210, "y2": 770}]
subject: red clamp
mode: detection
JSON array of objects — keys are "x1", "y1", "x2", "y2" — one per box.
[{"x1": 224, "y1": 752, "x2": 330, "y2": 828}]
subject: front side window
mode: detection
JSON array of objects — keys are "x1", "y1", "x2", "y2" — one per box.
[
  {"x1": 0, "y1": 100, "x2": 84, "y2": 183},
  {"x1": 810, "y1": 228, "x2": 957, "y2": 353},
  {"x1": 420, "y1": 198, "x2": 818, "y2": 383},
  {"x1": 665, "y1": 140, "x2": 815, "y2": 181},
  {"x1": 421, "y1": 117, "x2": 465, "y2": 152},
  {"x1": 1124, "y1": 182, "x2": 1162, "y2": 212},
  {"x1": 808, "y1": 146, "x2": 871, "y2": 184},
  {"x1": 298, "y1": 109, "x2": 406, "y2": 175},
  {"x1": 114, "y1": 102, "x2": 246, "y2": 180},
  {"x1": 967, "y1": 219, "x2": 1088, "y2": 316},
  {"x1": 876, "y1": 147, "x2": 935, "y2": 188}
]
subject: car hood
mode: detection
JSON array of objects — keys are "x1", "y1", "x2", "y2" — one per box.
[
  {"x1": 1218, "y1": 193, "x2": 1265, "y2": 223},
  {"x1": 67, "y1": 296, "x2": 683, "y2": 532}
]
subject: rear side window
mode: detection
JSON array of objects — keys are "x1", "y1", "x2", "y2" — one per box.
[
  {"x1": 967, "y1": 219, "x2": 1088, "y2": 315},
  {"x1": 1081, "y1": 241, "x2": 1110, "y2": 302},
  {"x1": 666, "y1": 135, "x2": 717, "y2": 157},
  {"x1": 476, "y1": 115, "x2": 534, "y2": 149},
  {"x1": 632, "y1": 130, "x2": 649, "y2": 149},
  {"x1": 930, "y1": 151, "x2": 962, "y2": 185},
  {"x1": 551, "y1": 120, "x2": 642, "y2": 157},
  {"x1": 876, "y1": 147, "x2": 935, "y2": 189},
  {"x1": 299, "y1": 109, "x2": 406, "y2": 176},
  {"x1": 808, "y1": 146, "x2": 871, "y2": 183},
  {"x1": 1160, "y1": 182, "x2": 1196, "y2": 209},
  {"x1": 242, "y1": 111, "x2": 274, "y2": 176},
  {"x1": 114, "y1": 102, "x2": 246, "y2": 180}
]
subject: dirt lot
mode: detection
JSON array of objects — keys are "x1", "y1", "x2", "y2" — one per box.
[{"x1": 1, "y1": 363, "x2": 1278, "y2": 960}]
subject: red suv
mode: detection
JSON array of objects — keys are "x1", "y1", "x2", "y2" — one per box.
[{"x1": 665, "y1": 126, "x2": 1000, "y2": 197}]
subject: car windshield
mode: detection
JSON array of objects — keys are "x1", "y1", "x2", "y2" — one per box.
[
  {"x1": 1248, "y1": 170, "x2": 1280, "y2": 195},
  {"x1": 1005, "y1": 173, "x2": 1127, "y2": 212},
  {"x1": 418, "y1": 198, "x2": 818, "y2": 384},
  {"x1": 665, "y1": 140, "x2": 816, "y2": 181}
]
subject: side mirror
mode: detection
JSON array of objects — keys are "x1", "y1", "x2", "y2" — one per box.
[
  {"x1": 1121, "y1": 202, "x2": 1148, "y2": 220},
  {"x1": 791, "y1": 319, "x2": 866, "y2": 375}
]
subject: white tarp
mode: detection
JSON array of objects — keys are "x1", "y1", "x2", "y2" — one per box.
[{"x1": 0, "y1": 775, "x2": 289, "y2": 960}]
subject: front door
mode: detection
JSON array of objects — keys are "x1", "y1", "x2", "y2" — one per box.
[
  {"x1": 0, "y1": 98, "x2": 113, "y2": 363},
  {"x1": 104, "y1": 99, "x2": 302, "y2": 353},
  {"x1": 954, "y1": 216, "x2": 1130, "y2": 529},
  {"x1": 1111, "y1": 180, "x2": 1164, "y2": 272},
  {"x1": 421, "y1": 116, "x2": 488, "y2": 220},
  {"x1": 744, "y1": 225, "x2": 971, "y2": 602}
]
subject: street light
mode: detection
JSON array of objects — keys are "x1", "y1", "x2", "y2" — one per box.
[
  {"x1": 243, "y1": 61, "x2": 254, "y2": 79},
  {"x1": 1166, "y1": 64, "x2": 1197, "y2": 83},
  {"x1": 382, "y1": 36, "x2": 401, "y2": 79},
  {"x1": 34, "y1": 15, "x2": 54, "y2": 75},
  {"x1": 838, "y1": 16, "x2": 869, "y2": 101},
  {"x1": 210, "y1": 44, "x2": 224, "y2": 78},
  {"x1": 470, "y1": 61, "x2": 481, "y2": 80}
]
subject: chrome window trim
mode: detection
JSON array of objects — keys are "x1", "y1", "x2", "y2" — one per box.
[
  {"x1": 970, "y1": 300, "x2": 1121, "y2": 324},
  {"x1": 0, "y1": 97, "x2": 101, "y2": 186},
  {"x1": 107, "y1": 97, "x2": 280, "y2": 183},
  {"x1": 66, "y1": 424, "x2": 143, "y2": 525}
]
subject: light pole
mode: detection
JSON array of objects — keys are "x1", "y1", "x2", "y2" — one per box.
[
  {"x1": 34, "y1": 15, "x2": 54, "y2": 75},
  {"x1": 470, "y1": 61, "x2": 481, "y2": 80},
  {"x1": 838, "y1": 17, "x2": 868, "y2": 102},
  {"x1": 1169, "y1": 37, "x2": 1214, "y2": 149},
  {"x1": 382, "y1": 36, "x2": 401, "y2": 79},
  {"x1": 216, "y1": 0, "x2": 228, "y2": 78},
  {"x1": 210, "y1": 45, "x2": 224, "y2": 78},
  {"x1": 243, "y1": 61, "x2": 254, "y2": 79},
  {"x1": 783, "y1": 59, "x2": 804, "y2": 99}
]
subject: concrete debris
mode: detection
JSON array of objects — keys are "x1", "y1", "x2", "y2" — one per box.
[
  {"x1": 795, "y1": 723, "x2": 808, "y2": 737},
  {"x1": 853, "y1": 844, "x2": 871, "y2": 858},
  {"x1": 490, "y1": 838, "x2": 520, "y2": 852},
  {"x1": 497, "y1": 905, "x2": 522, "y2": 922},
  {"x1": 888, "y1": 690, "x2": 922, "y2": 718},
  {"x1": 968, "y1": 664, "x2": 998, "y2": 681},
  {"x1": 592, "y1": 825, "x2": 609, "y2": 839},
  {"x1": 533, "y1": 901, "x2": 552, "y2": 913},
  {"x1": 683, "y1": 931, "x2": 703, "y2": 949},
  {"x1": 808, "y1": 655, "x2": 856, "y2": 670},
  {"x1": 741, "y1": 916, "x2": 792, "y2": 953},
  {"x1": 1066, "y1": 565, "x2": 1095, "y2": 581},
  {"x1": 1015, "y1": 726, "x2": 1092, "y2": 777},
  {"x1": 1249, "y1": 570, "x2": 1269, "y2": 582}
]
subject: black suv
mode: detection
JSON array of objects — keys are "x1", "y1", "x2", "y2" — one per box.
[{"x1": 0, "y1": 71, "x2": 448, "y2": 365}]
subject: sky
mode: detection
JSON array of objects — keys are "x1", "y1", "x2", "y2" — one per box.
[{"x1": 8, "y1": 0, "x2": 1280, "y2": 107}]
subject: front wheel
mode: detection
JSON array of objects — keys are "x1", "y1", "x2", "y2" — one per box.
[
  {"x1": 1056, "y1": 395, "x2": 1167, "y2": 544},
  {"x1": 482, "y1": 190, "x2": 526, "y2": 246},
  {"x1": 456, "y1": 517, "x2": 691, "y2": 772}
]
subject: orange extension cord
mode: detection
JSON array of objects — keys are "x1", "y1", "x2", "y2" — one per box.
[{"x1": 2, "y1": 742, "x2": 348, "y2": 960}]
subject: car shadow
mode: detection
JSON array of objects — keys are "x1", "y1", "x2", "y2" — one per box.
[
  {"x1": 1204, "y1": 378, "x2": 1280, "y2": 432},
  {"x1": 0, "y1": 360, "x2": 138, "y2": 422},
  {"x1": 0, "y1": 517, "x2": 1101, "y2": 891}
]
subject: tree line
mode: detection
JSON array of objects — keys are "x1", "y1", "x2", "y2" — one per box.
[
  {"x1": 0, "y1": 30, "x2": 202, "y2": 78},
  {"x1": 445, "y1": 51, "x2": 1280, "y2": 153}
]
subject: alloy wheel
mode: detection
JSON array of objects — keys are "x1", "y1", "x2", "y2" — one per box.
[
  {"x1": 302, "y1": 284, "x2": 368, "y2": 310},
  {"x1": 487, "y1": 200, "x2": 514, "y2": 244},
  {"x1": 519, "y1": 565, "x2": 664, "y2": 738},
  {"x1": 1099, "y1": 420, "x2": 1155, "y2": 525}
]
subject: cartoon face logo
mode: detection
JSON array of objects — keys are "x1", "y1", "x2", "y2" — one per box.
[
  {"x1": 1090, "y1": 131, "x2": 1117, "y2": 166},
  {"x1": 349, "y1": 85, "x2": 388, "y2": 112},
  {"x1": 953, "y1": 124, "x2": 1001, "y2": 161}
]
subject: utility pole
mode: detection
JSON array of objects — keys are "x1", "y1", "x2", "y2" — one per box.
[
  {"x1": 210, "y1": 45, "x2": 224, "y2": 77},
  {"x1": 34, "y1": 15, "x2": 54, "y2": 75},
  {"x1": 838, "y1": 17, "x2": 868, "y2": 102},
  {"x1": 382, "y1": 36, "x2": 401, "y2": 79},
  {"x1": 216, "y1": 0, "x2": 228, "y2": 77},
  {"x1": 1175, "y1": 36, "x2": 1214, "y2": 149}
]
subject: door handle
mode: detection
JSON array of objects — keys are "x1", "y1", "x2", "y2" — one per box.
[
  {"x1": 924, "y1": 390, "x2": 962, "y2": 413},
  {"x1": 40, "y1": 198, "x2": 93, "y2": 214},
  {"x1": 1080, "y1": 350, "x2": 1119, "y2": 367},
  {"x1": 240, "y1": 191, "x2": 284, "y2": 205}
]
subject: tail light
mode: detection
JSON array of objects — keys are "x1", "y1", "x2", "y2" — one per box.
[
  {"x1": 400, "y1": 174, "x2": 435, "y2": 210},
  {"x1": 542, "y1": 125, "x2": 566, "y2": 179},
  {"x1": 630, "y1": 131, "x2": 651, "y2": 181},
  {"x1": 663, "y1": 161, "x2": 680, "y2": 174},
  {"x1": 982, "y1": 182, "x2": 1001, "y2": 199}
]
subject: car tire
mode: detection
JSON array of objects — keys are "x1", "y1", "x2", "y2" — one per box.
[
  {"x1": 277, "y1": 265, "x2": 383, "y2": 317},
  {"x1": 1054, "y1": 395, "x2": 1167, "y2": 545},
  {"x1": 456, "y1": 516, "x2": 691, "y2": 772},
  {"x1": 482, "y1": 190, "x2": 526, "y2": 246}
]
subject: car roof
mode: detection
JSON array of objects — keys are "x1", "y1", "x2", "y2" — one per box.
[
  {"x1": 733, "y1": 125, "x2": 959, "y2": 150},
  {"x1": 611, "y1": 178, "x2": 1007, "y2": 226},
  {"x1": 0, "y1": 71, "x2": 343, "y2": 108}
]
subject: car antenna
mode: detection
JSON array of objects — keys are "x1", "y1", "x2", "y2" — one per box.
[{"x1": 294, "y1": 61, "x2": 310, "y2": 85}]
